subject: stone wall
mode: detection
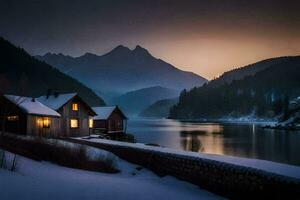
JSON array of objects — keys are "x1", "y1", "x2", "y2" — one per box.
[{"x1": 67, "y1": 138, "x2": 300, "y2": 199}]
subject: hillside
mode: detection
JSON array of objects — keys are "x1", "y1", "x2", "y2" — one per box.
[
  {"x1": 140, "y1": 98, "x2": 178, "y2": 118},
  {"x1": 36, "y1": 45, "x2": 207, "y2": 96},
  {"x1": 169, "y1": 56, "x2": 300, "y2": 119},
  {"x1": 111, "y1": 86, "x2": 179, "y2": 116},
  {"x1": 209, "y1": 57, "x2": 294, "y2": 88},
  {"x1": 0, "y1": 37, "x2": 105, "y2": 106}
]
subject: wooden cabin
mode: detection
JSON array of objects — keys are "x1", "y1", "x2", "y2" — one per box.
[
  {"x1": 92, "y1": 106, "x2": 127, "y2": 134},
  {"x1": 0, "y1": 92, "x2": 96, "y2": 138},
  {"x1": 0, "y1": 95, "x2": 61, "y2": 137},
  {"x1": 37, "y1": 93, "x2": 96, "y2": 137}
]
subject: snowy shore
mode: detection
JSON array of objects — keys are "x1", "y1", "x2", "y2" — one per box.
[
  {"x1": 0, "y1": 149, "x2": 224, "y2": 200},
  {"x1": 76, "y1": 136, "x2": 300, "y2": 179}
]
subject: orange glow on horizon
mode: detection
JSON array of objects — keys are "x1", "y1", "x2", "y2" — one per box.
[{"x1": 143, "y1": 34, "x2": 300, "y2": 80}]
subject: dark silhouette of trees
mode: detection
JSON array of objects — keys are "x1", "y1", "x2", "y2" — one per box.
[
  {"x1": 0, "y1": 37, "x2": 105, "y2": 106},
  {"x1": 169, "y1": 57, "x2": 300, "y2": 119}
]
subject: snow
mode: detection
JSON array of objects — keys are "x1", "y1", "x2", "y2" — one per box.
[
  {"x1": 4, "y1": 95, "x2": 61, "y2": 117},
  {"x1": 0, "y1": 149, "x2": 223, "y2": 200},
  {"x1": 272, "y1": 96, "x2": 300, "y2": 128},
  {"x1": 37, "y1": 93, "x2": 77, "y2": 110},
  {"x1": 92, "y1": 106, "x2": 117, "y2": 120},
  {"x1": 76, "y1": 136, "x2": 300, "y2": 179},
  {"x1": 218, "y1": 112, "x2": 274, "y2": 123}
]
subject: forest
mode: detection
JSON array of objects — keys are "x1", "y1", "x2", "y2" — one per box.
[
  {"x1": 169, "y1": 56, "x2": 300, "y2": 119},
  {"x1": 0, "y1": 37, "x2": 104, "y2": 106}
]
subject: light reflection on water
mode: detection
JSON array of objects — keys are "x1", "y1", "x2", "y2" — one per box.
[{"x1": 127, "y1": 118, "x2": 300, "y2": 166}]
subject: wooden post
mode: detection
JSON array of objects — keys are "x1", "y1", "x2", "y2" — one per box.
[{"x1": 124, "y1": 119, "x2": 127, "y2": 133}]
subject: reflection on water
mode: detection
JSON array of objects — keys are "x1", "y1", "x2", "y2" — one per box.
[
  {"x1": 180, "y1": 131, "x2": 204, "y2": 152},
  {"x1": 127, "y1": 118, "x2": 300, "y2": 166},
  {"x1": 180, "y1": 131, "x2": 224, "y2": 154}
]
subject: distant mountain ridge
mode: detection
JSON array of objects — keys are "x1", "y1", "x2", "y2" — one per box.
[
  {"x1": 140, "y1": 98, "x2": 179, "y2": 118},
  {"x1": 0, "y1": 37, "x2": 105, "y2": 106},
  {"x1": 36, "y1": 45, "x2": 207, "y2": 96},
  {"x1": 111, "y1": 86, "x2": 179, "y2": 116}
]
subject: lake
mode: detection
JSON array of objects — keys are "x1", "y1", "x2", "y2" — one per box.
[{"x1": 127, "y1": 118, "x2": 300, "y2": 166}]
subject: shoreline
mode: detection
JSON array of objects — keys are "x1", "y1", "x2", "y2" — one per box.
[
  {"x1": 134, "y1": 116, "x2": 276, "y2": 124},
  {"x1": 262, "y1": 124, "x2": 300, "y2": 131}
]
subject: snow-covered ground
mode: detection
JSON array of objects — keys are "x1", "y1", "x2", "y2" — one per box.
[
  {"x1": 76, "y1": 136, "x2": 300, "y2": 179},
  {"x1": 0, "y1": 148, "x2": 224, "y2": 200}
]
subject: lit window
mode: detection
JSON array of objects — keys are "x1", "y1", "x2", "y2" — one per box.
[
  {"x1": 89, "y1": 119, "x2": 93, "y2": 128},
  {"x1": 43, "y1": 117, "x2": 50, "y2": 128},
  {"x1": 37, "y1": 118, "x2": 43, "y2": 127},
  {"x1": 70, "y1": 119, "x2": 79, "y2": 128},
  {"x1": 7, "y1": 115, "x2": 19, "y2": 121},
  {"x1": 72, "y1": 103, "x2": 78, "y2": 111}
]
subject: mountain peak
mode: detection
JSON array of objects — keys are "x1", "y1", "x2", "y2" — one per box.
[
  {"x1": 112, "y1": 45, "x2": 131, "y2": 52},
  {"x1": 43, "y1": 52, "x2": 56, "y2": 57},
  {"x1": 42, "y1": 52, "x2": 68, "y2": 58},
  {"x1": 81, "y1": 52, "x2": 98, "y2": 58},
  {"x1": 103, "y1": 45, "x2": 132, "y2": 57},
  {"x1": 134, "y1": 45, "x2": 144, "y2": 50},
  {"x1": 133, "y1": 45, "x2": 151, "y2": 57}
]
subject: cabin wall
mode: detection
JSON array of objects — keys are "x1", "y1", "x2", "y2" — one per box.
[
  {"x1": 0, "y1": 97, "x2": 27, "y2": 135},
  {"x1": 59, "y1": 97, "x2": 90, "y2": 137},
  {"x1": 93, "y1": 120, "x2": 107, "y2": 129},
  {"x1": 107, "y1": 111, "x2": 124, "y2": 132},
  {"x1": 26, "y1": 115, "x2": 61, "y2": 138},
  {"x1": 0, "y1": 112, "x2": 27, "y2": 135}
]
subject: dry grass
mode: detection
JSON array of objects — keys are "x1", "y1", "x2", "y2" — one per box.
[{"x1": 0, "y1": 134, "x2": 119, "y2": 173}]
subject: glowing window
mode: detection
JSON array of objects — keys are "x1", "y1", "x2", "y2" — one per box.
[
  {"x1": 70, "y1": 119, "x2": 79, "y2": 128},
  {"x1": 89, "y1": 119, "x2": 93, "y2": 128},
  {"x1": 43, "y1": 117, "x2": 50, "y2": 128},
  {"x1": 37, "y1": 118, "x2": 43, "y2": 127},
  {"x1": 72, "y1": 103, "x2": 78, "y2": 111},
  {"x1": 7, "y1": 115, "x2": 19, "y2": 121}
]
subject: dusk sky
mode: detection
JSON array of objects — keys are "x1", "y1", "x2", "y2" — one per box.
[{"x1": 1, "y1": 0, "x2": 300, "y2": 79}]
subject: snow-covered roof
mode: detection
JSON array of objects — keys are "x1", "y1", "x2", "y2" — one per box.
[
  {"x1": 4, "y1": 95, "x2": 61, "y2": 117},
  {"x1": 37, "y1": 93, "x2": 77, "y2": 110},
  {"x1": 92, "y1": 106, "x2": 127, "y2": 120}
]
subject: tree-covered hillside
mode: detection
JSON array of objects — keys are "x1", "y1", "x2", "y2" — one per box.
[
  {"x1": 0, "y1": 37, "x2": 105, "y2": 106},
  {"x1": 169, "y1": 56, "x2": 300, "y2": 119},
  {"x1": 208, "y1": 57, "x2": 294, "y2": 88}
]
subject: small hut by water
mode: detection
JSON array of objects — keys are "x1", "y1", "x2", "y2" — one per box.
[{"x1": 92, "y1": 106, "x2": 127, "y2": 134}]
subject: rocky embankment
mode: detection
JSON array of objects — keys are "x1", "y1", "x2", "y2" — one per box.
[{"x1": 266, "y1": 97, "x2": 300, "y2": 130}]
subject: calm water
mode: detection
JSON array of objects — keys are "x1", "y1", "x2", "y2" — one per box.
[{"x1": 127, "y1": 118, "x2": 300, "y2": 166}]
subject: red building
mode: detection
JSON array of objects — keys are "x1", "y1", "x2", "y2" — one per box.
[{"x1": 92, "y1": 106, "x2": 127, "y2": 134}]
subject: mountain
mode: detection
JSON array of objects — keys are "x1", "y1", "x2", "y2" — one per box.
[
  {"x1": 209, "y1": 56, "x2": 294, "y2": 88},
  {"x1": 111, "y1": 86, "x2": 179, "y2": 116},
  {"x1": 0, "y1": 37, "x2": 105, "y2": 106},
  {"x1": 35, "y1": 45, "x2": 207, "y2": 96},
  {"x1": 140, "y1": 98, "x2": 178, "y2": 118},
  {"x1": 169, "y1": 56, "x2": 300, "y2": 119}
]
